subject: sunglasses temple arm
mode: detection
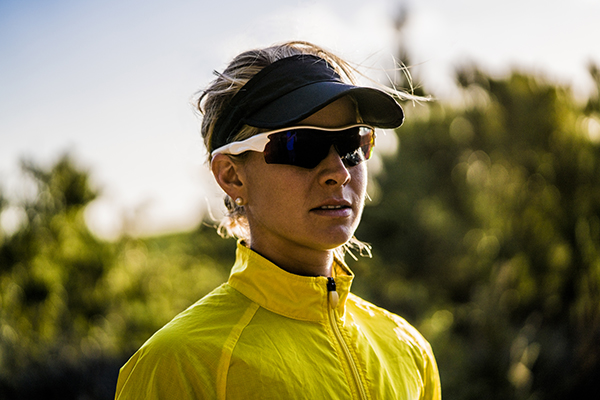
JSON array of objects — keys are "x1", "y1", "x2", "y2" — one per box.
[{"x1": 211, "y1": 134, "x2": 271, "y2": 157}]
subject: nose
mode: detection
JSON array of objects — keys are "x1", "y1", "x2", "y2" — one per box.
[{"x1": 318, "y1": 146, "x2": 351, "y2": 186}]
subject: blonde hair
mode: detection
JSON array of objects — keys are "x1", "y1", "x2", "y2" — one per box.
[{"x1": 195, "y1": 41, "x2": 408, "y2": 258}]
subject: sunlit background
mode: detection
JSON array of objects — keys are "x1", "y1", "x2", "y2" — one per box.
[{"x1": 2, "y1": 0, "x2": 599, "y2": 239}]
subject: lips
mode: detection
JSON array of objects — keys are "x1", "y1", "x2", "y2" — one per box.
[
  {"x1": 318, "y1": 205, "x2": 348, "y2": 210},
  {"x1": 310, "y1": 199, "x2": 352, "y2": 216}
]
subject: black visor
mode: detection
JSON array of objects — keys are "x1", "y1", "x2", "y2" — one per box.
[{"x1": 210, "y1": 54, "x2": 404, "y2": 152}]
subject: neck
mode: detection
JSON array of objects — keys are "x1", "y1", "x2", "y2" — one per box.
[{"x1": 248, "y1": 239, "x2": 335, "y2": 277}]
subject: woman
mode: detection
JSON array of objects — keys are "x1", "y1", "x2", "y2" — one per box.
[{"x1": 115, "y1": 41, "x2": 441, "y2": 400}]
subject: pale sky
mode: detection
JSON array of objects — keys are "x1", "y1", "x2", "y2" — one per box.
[{"x1": 1, "y1": 0, "x2": 599, "y2": 238}]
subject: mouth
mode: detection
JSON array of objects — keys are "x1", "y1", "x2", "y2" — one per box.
[
  {"x1": 316, "y1": 204, "x2": 349, "y2": 210},
  {"x1": 310, "y1": 200, "x2": 353, "y2": 216}
]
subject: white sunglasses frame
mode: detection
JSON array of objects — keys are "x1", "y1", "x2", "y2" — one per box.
[{"x1": 210, "y1": 124, "x2": 375, "y2": 159}]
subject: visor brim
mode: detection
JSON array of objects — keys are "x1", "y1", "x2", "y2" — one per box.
[{"x1": 243, "y1": 82, "x2": 404, "y2": 130}]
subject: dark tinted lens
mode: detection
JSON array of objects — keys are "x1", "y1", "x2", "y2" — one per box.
[
  {"x1": 263, "y1": 130, "x2": 330, "y2": 168},
  {"x1": 263, "y1": 127, "x2": 374, "y2": 169},
  {"x1": 335, "y1": 127, "x2": 375, "y2": 167}
]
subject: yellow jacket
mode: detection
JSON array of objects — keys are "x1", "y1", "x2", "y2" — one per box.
[{"x1": 115, "y1": 243, "x2": 441, "y2": 399}]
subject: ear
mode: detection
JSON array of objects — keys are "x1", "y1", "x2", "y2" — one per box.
[{"x1": 211, "y1": 154, "x2": 246, "y2": 200}]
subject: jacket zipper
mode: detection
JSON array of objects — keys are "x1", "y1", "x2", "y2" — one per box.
[{"x1": 327, "y1": 277, "x2": 368, "y2": 400}]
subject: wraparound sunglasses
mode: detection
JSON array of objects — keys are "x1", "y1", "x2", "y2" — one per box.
[{"x1": 211, "y1": 124, "x2": 376, "y2": 169}]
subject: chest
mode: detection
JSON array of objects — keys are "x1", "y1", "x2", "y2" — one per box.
[{"x1": 224, "y1": 307, "x2": 424, "y2": 400}]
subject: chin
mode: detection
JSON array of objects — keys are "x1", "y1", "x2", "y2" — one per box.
[{"x1": 314, "y1": 232, "x2": 355, "y2": 251}]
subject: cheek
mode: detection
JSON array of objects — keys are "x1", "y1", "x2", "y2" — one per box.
[
  {"x1": 351, "y1": 165, "x2": 368, "y2": 199},
  {"x1": 249, "y1": 178, "x2": 298, "y2": 208},
  {"x1": 243, "y1": 163, "x2": 306, "y2": 214}
]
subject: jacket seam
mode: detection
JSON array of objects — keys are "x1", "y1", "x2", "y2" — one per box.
[{"x1": 216, "y1": 302, "x2": 260, "y2": 400}]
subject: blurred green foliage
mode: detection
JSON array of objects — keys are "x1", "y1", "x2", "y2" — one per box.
[
  {"x1": 355, "y1": 63, "x2": 600, "y2": 399},
  {"x1": 1, "y1": 64, "x2": 599, "y2": 399},
  {"x1": 0, "y1": 156, "x2": 234, "y2": 398}
]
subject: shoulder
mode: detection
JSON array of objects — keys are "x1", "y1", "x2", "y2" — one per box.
[
  {"x1": 138, "y1": 283, "x2": 252, "y2": 359},
  {"x1": 115, "y1": 284, "x2": 254, "y2": 399}
]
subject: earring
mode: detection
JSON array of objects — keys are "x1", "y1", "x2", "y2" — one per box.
[{"x1": 234, "y1": 197, "x2": 244, "y2": 206}]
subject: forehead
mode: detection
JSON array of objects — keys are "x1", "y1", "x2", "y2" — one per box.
[{"x1": 298, "y1": 96, "x2": 358, "y2": 128}]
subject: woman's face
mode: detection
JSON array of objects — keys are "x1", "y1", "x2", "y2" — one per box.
[{"x1": 239, "y1": 97, "x2": 368, "y2": 270}]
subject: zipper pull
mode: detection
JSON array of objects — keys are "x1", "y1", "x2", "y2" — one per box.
[{"x1": 327, "y1": 277, "x2": 339, "y2": 309}]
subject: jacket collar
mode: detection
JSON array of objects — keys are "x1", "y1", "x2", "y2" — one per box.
[{"x1": 228, "y1": 242, "x2": 354, "y2": 322}]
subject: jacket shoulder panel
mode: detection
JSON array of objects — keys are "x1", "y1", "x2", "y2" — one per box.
[{"x1": 115, "y1": 284, "x2": 257, "y2": 400}]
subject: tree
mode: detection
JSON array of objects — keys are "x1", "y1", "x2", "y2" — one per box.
[
  {"x1": 354, "y1": 67, "x2": 600, "y2": 399},
  {"x1": 0, "y1": 154, "x2": 233, "y2": 399},
  {"x1": 0, "y1": 154, "x2": 121, "y2": 398}
]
